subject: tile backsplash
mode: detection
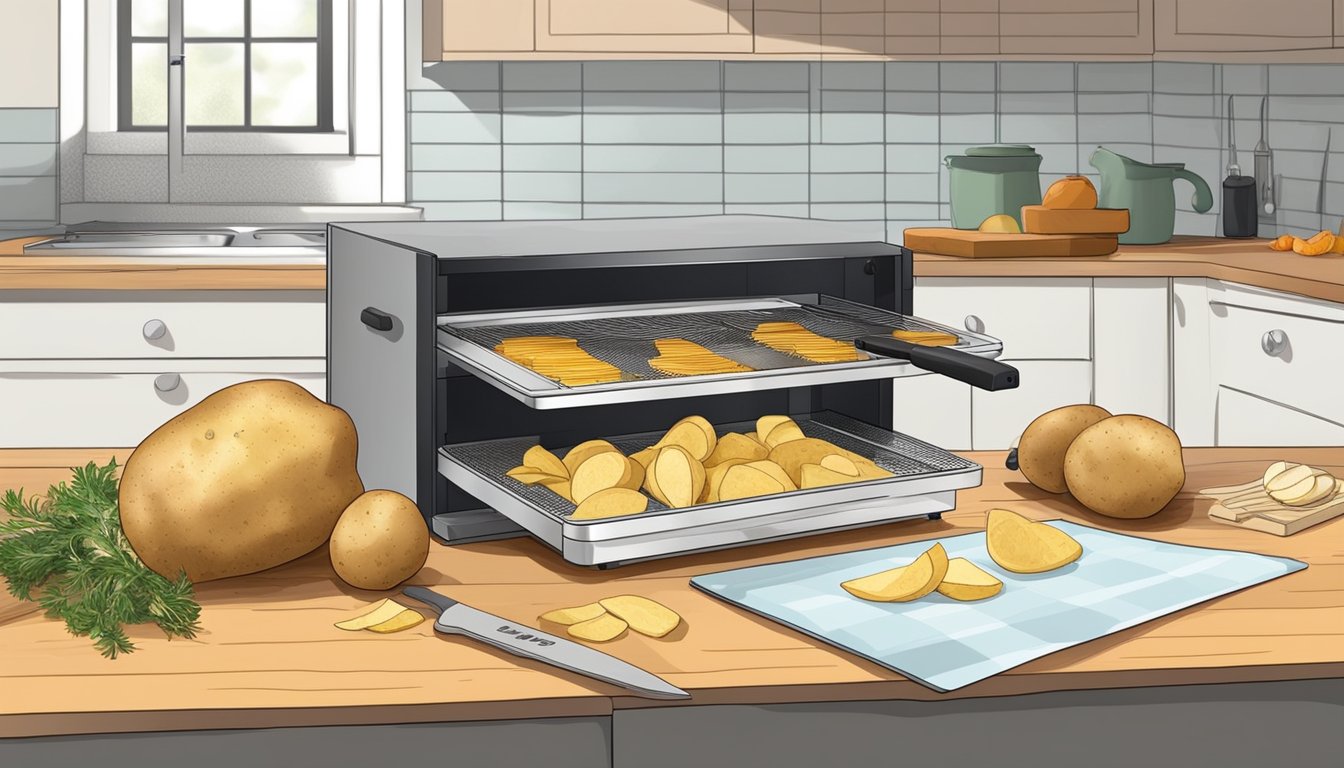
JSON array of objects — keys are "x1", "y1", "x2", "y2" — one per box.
[
  {"x1": 0, "y1": 108, "x2": 59, "y2": 230},
  {"x1": 410, "y1": 61, "x2": 1344, "y2": 241}
]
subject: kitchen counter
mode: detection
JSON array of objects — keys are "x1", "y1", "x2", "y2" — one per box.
[
  {"x1": 1, "y1": 446, "x2": 1340, "y2": 741},
  {"x1": 0, "y1": 236, "x2": 325, "y2": 290},
  {"x1": 913, "y1": 236, "x2": 1344, "y2": 304}
]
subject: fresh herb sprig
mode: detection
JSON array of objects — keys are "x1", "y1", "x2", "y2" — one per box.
[{"x1": 0, "y1": 460, "x2": 201, "y2": 658}]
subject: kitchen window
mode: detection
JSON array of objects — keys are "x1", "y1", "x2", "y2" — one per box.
[{"x1": 118, "y1": 0, "x2": 333, "y2": 132}]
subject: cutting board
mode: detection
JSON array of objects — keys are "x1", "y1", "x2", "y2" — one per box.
[
  {"x1": 691, "y1": 522, "x2": 1305, "y2": 692},
  {"x1": 1021, "y1": 206, "x2": 1131, "y2": 235},
  {"x1": 1202, "y1": 479, "x2": 1344, "y2": 536},
  {"x1": 903, "y1": 228, "x2": 1119, "y2": 258}
]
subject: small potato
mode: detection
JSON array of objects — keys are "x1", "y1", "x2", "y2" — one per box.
[
  {"x1": 1064, "y1": 415, "x2": 1185, "y2": 519},
  {"x1": 1017, "y1": 404, "x2": 1112, "y2": 494},
  {"x1": 329, "y1": 490, "x2": 430, "y2": 590}
]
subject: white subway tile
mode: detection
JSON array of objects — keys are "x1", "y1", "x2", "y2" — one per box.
[
  {"x1": 0, "y1": 176, "x2": 55, "y2": 220},
  {"x1": 411, "y1": 144, "x2": 501, "y2": 172},
  {"x1": 725, "y1": 145, "x2": 809, "y2": 174},
  {"x1": 411, "y1": 91, "x2": 499, "y2": 113},
  {"x1": 724, "y1": 62, "x2": 809, "y2": 92},
  {"x1": 0, "y1": 143, "x2": 58, "y2": 176},
  {"x1": 810, "y1": 173, "x2": 884, "y2": 203},
  {"x1": 503, "y1": 113, "x2": 582, "y2": 144},
  {"x1": 726, "y1": 203, "x2": 811, "y2": 217},
  {"x1": 0, "y1": 110, "x2": 58, "y2": 142},
  {"x1": 724, "y1": 173, "x2": 809, "y2": 204},
  {"x1": 725, "y1": 113, "x2": 809, "y2": 144},
  {"x1": 584, "y1": 114, "x2": 722, "y2": 144},
  {"x1": 886, "y1": 173, "x2": 940, "y2": 202},
  {"x1": 940, "y1": 63, "x2": 995, "y2": 92},
  {"x1": 411, "y1": 171, "x2": 501, "y2": 202},
  {"x1": 583, "y1": 61, "x2": 721, "y2": 91},
  {"x1": 504, "y1": 172, "x2": 582, "y2": 202},
  {"x1": 503, "y1": 62, "x2": 581, "y2": 91},
  {"x1": 583, "y1": 203, "x2": 724, "y2": 218},
  {"x1": 584, "y1": 145, "x2": 723, "y2": 173},
  {"x1": 420, "y1": 62, "x2": 500, "y2": 91},
  {"x1": 503, "y1": 202, "x2": 582, "y2": 220},
  {"x1": 885, "y1": 62, "x2": 939, "y2": 92},
  {"x1": 584, "y1": 172, "x2": 723, "y2": 203},
  {"x1": 811, "y1": 144, "x2": 884, "y2": 173},
  {"x1": 1078, "y1": 63, "x2": 1152, "y2": 93},
  {"x1": 419, "y1": 201, "x2": 503, "y2": 220},
  {"x1": 503, "y1": 144, "x2": 582, "y2": 172},
  {"x1": 1000, "y1": 63, "x2": 1073, "y2": 92},
  {"x1": 410, "y1": 112, "x2": 501, "y2": 144},
  {"x1": 583, "y1": 91, "x2": 721, "y2": 114}
]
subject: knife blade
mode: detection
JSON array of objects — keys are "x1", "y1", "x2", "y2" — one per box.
[{"x1": 402, "y1": 586, "x2": 689, "y2": 700}]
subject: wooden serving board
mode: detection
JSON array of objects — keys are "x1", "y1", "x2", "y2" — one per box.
[
  {"x1": 1202, "y1": 479, "x2": 1344, "y2": 536},
  {"x1": 1021, "y1": 206, "x2": 1131, "y2": 235},
  {"x1": 902, "y1": 228, "x2": 1119, "y2": 258}
]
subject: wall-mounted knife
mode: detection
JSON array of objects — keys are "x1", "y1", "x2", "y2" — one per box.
[{"x1": 402, "y1": 586, "x2": 690, "y2": 700}]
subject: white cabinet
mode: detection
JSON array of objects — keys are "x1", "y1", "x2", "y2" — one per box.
[
  {"x1": 0, "y1": 290, "x2": 327, "y2": 448},
  {"x1": 899, "y1": 277, "x2": 1170, "y2": 451},
  {"x1": 1215, "y1": 387, "x2": 1344, "y2": 447},
  {"x1": 0, "y1": 1, "x2": 57, "y2": 107}
]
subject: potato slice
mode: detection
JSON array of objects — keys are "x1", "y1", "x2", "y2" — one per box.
[
  {"x1": 571, "y1": 451, "x2": 634, "y2": 503},
  {"x1": 537, "y1": 477, "x2": 573, "y2": 502},
  {"x1": 598, "y1": 595, "x2": 682, "y2": 638},
  {"x1": 820, "y1": 454, "x2": 859, "y2": 476},
  {"x1": 1264, "y1": 464, "x2": 1315, "y2": 494},
  {"x1": 718, "y1": 463, "x2": 785, "y2": 502},
  {"x1": 1262, "y1": 460, "x2": 1299, "y2": 488},
  {"x1": 763, "y1": 421, "x2": 807, "y2": 448},
  {"x1": 745, "y1": 460, "x2": 797, "y2": 492},
  {"x1": 936, "y1": 558, "x2": 1003, "y2": 601},
  {"x1": 568, "y1": 613, "x2": 629, "y2": 642},
  {"x1": 619, "y1": 456, "x2": 645, "y2": 491},
  {"x1": 571, "y1": 487, "x2": 650, "y2": 520},
  {"x1": 629, "y1": 447, "x2": 658, "y2": 469},
  {"x1": 335, "y1": 599, "x2": 409, "y2": 631},
  {"x1": 523, "y1": 445, "x2": 569, "y2": 478},
  {"x1": 841, "y1": 543, "x2": 949, "y2": 602},
  {"x1": 704, "y1": 432, "x2": 770, "y2": 467},
  {"x1": 366, "y1": 609, "x2": 426, "y2": 634},
  {"x1": 645, "y1": 445, "x2": 705, "y2": 508},
  {"x1": 701, "y1": 458, "x2": 750, "y2": 503},
  {"x1": 655, "y1": 416, "x2": 716, "y2": 462},
  {"x1": 755, "y1": 415, "x2": 792, "y2": 443},
  {"x1": 891, "y1": 329, "x2": 958, "y2": 346},
  {"x1": 1272, "y1": 471, "x2": 1336, "y2": 507},
  {"x1": 986, "y1": 508, "x2": 1082, "y2": 574},
  {"x1": 800, "y1": 463, "x2": 857, "y2": 489},
  {"x1": 539, "y1": 602, "x2": 607, "y2": 625},
  {"x1": 769, "y1": 438, "x2": 847, "y2": 485},
  {"x1": 507, "y1": 467, "x2": 565, "y2": 485},
  {"x1": 563, "y1": 440, "x2": 620, "y2": 475}
]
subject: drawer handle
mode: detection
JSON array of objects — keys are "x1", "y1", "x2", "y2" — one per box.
[
  {"x1": 143, "y1": 319, "x2": 167, "y2": 340},
  {"x1": 964, "y1": 314, "x2": 985, "y2": 334},
  {"x1": 1261, "y1": 329, "x2": 1288, "y2": 356},
  {"x1": 361, "y1": 307, "x2": 395, "y2": 332},
  {"x1": 154, "y1": 373, "x2": 182, "y2": 393}
]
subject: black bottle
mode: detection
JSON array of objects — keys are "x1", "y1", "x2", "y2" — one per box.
[{"x1": 1223, "y1": 175, "x2": 1258, "y2": 238}]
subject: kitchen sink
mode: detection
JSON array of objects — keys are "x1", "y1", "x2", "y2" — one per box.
[
  {"x1": 22, "y1": 225, "x2": 327, "y2": 256},
  {"x1": 238, "y1": 230, "x2": 327, "y2": 247},
  {"x1": 28, "y1": 232, "x2": 236, "y2": 249}
]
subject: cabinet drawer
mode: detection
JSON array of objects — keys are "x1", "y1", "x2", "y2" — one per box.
[
  {"x1": 1215, "y1": 387, "x2": 1344, "y2": 447},
  {"x1": 913, "y1": 278, "x2": 1092, "y2": 360},
  {"x1": 0, "y1": 293, "x2": 325, "y2": 360},
  {"x1": 1211, "y1": 301, "x2": 1344, "y2": 426},
  {"x1": 0, "y1": 368, "x2": 325, "y2": 448},
  {"x1": 971, "y1": 360, "x2": 1093, "y2": 450}
]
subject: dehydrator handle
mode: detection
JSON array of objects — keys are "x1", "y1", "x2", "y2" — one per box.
[
  {"x1": 360, "y1": 306, "x2": 395, "y2": 332},
  {"x1": 855, "y1": 336, "x2": 1020, "y2": 392}
]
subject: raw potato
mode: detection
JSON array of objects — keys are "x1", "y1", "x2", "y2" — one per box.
[
  {"x1": 745, "y1": 460, "x2": 797, "y2": 492},
  {"x1": 563, "y1": 440, "x2": 620, "y2": 475},
  {"x1": 523, "y1": 445, "x2": 569, "y2": 478},
  {"x1": 654, "y1": 415, "x2": 717, "y2": 461},
  {"x1": 645, "y1": 445, "x2": 705, "y2": 508},
  {"x1": 538, "y1": 477, "x2": 574, "y2": 503},
  {"x1": 571, "y1": 488, "x2": 650, "y2": 520},
  {"x1": 506, "y1": 467, "x2": 564, "y2": 485},
  {"x1": 762, "y1": 421, "x2": 806, "y2": 448},
  {"x1": 329, "y1": 490, "x2": 430, "y2": 590},
  {"x1": 1064, "y1": 414, "x2": 1185, "y2": 519},
  {"x1": 978, "y1": 214, "x2": 1021, "y2": 233},
  {"x1": 842, "y1": 543, "x2": 949, "y2": 602},
  {"x1": 704, "y1": 432, "x2": 769, "y2": 467},
  {"x1": 539, "y1": 602, "x2": 607, "y2": 625},
  {"x1": 936, "y1": 559, "x2": 1003, "y2": 601},
  {"x1": 701, "y1": 459, "x2": 750, "y2": 503},
  {"x1": 599, "y1": 595, "x2": 682, "y2": 638},
  {"x1": 1264, "y1": 464, "x2": 1314, "y2": 495},
  {"x1": 366, "y1": 609, "x2": 425, "y2": 634},
  {"x1": 1269, "y1": 468, "x2": 1337, "y2": 507},
  {"x1": 820, "y1": 454, "x2": 859, "y2": 476},
  {"x1": 986, "y1": 508, "x2": 1082, "y2": 574},
  {"x1": 1262, "y1": 460, "x2": 1300, "y2": 488},
  {"x1": 568, "y1": 613, "x2": 629, "y2": 642},
  {"x1": 800, "y1": 463, "x2": 857, "y2": 489},
  {"x1": 1017, "y1": 404, "x2": 1113, "y2": 494},
  {"x1": 119, "y1": 380, "x2": 364, "y2": 583},
  {"x1": 335, "y1": 599, "x2": 409, "y2": 630},
  {"x1": 769, "y1": 438, "x2": 849, "y2": 486},
  {"x1": 718, "y1": 463, "x2": 785, "y2": 501},
  {"x1": 630, "y1": 447, "x2": 658, "y2": 469},
  {"x1": 571, "y1": 452, "x2": 634, "y2": 503},
  {"x1": 755, "y1": 416, "x2": 792, "y2": 443}
]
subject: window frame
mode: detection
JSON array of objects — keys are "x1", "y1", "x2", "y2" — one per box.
[{"x1": 116, "y1": 0, "x2": 334, "y2": 133}]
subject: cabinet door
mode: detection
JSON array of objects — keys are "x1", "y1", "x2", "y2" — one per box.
[
  {"x1": 1155, "y1": 0, "x2": 1335, "y2": 52},
  {"x1": 536, "y1": 0, "x2": 754, "y2": 53},
  {"x1": 1215, "y1": 387, "x2": 1344, "y2": 446},
  {"x1": 971, "y1": 360, "x2": 1094, "y2": 450},
  {"x1": 428, "y1": 0, "x2": 535, "y2": 57},
  {"x1": 1000, "y1": 0, "x2": 1154, "y2": 55},
  {"x1": 891, "y1": 373, "x2": 971, "y2": 450},
  {"x1": 914, "y1": 278, "x2": 1093, "y2": 361}
]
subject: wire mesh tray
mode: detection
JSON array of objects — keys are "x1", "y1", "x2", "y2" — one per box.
[
  {"x1": 437, "y1": 295, "x2": 1003, "y2": 409},
  {"x1": 436, "y1": 411, "x2": 981, "y2": 550}
]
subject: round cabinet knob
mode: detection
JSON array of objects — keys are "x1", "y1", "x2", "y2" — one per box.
[
  {"x1": 1261, "y1": 329, "x2": 1288, "y2": 356},
  {"x1": 143, "y1": 319, "x2": 167, "y2": 340},
  {"x1": 964, "y1": 314, "x2": 986, "y2": 334},
  {"x1": 154, "y1": 373, "x2": 182, "y2": 393}
]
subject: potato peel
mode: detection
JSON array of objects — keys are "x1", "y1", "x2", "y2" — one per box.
[
  {"x1": 335, "y1": 599, "x2": 409, "y2": 631},
  {"x1": 365, "y1": 609, "x2": 425, "y2": 634}
]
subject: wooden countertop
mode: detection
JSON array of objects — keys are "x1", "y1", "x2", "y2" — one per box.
[
  {"x1": 0, "y1": 236, "x2": 325, "y2": 290},
  {"x1": 914, "y1": 236, "x2": 1344, "y2": 304},
  {"x1": 1, "y1": 446, "x2": 1340, "y2": 738}
]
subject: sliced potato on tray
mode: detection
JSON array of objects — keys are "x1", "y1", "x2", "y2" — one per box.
[{"x1": 571, "y1": 487, "x2": 649, "y2": 520}]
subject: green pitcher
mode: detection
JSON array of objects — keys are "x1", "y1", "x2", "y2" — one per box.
[{"x1": 1089, "y1": 147, "x2": 1213, "y2": 244}]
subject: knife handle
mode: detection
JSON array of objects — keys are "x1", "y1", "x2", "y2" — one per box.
[{"x1": 402, "y1": 586, "x2": 459, "y2": 614}]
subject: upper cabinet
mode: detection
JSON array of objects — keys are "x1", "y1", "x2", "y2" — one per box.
[
  {"x1": 1154, "y1": 0, "x2": 1337, "y2": 52},
  {"x1": 536, "y1": 0, "x2": 753, "y2": 53},
  {"x1": 1000, "y1": 0, "x2": 1154, "y2": 56},
  {"x1": 0, "y1": 1, "x2": 58, "y2": 107}
]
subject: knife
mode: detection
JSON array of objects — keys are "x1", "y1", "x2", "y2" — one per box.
[{"x1": 402, "y1": 586, "x2": 690, "y2": 700}]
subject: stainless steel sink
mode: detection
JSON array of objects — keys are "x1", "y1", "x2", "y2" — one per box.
[
  {"x1": 28, "y1": 232, "x2": 235, "y2": 249},
  {"x1": 238, "y1": 230, "x2": 327, "y2": 246},
  {"x1": 22, "y1": 225, "x2": 327, "y2": 257}
]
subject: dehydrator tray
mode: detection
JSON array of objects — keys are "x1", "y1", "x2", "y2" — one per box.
[
  {"x1": 436, "y1": 295, "x2": 1003, "y2": 409},
  {"x1": 436, "y1": 411, "x2": 982, "y2": 565}
]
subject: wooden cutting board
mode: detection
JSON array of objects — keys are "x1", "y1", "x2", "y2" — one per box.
[
  {"x1": 903, "y1": 228, "x2": 1119, "y2": 258},
  {"x1": 1201, "y1": 479, "x2": 1344, "y2": 536},
  {"x1": 1021, "y1": 206, "x2": 1131, "y2": 235}
]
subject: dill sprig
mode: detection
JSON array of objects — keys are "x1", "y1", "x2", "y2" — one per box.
[{"x1": 0, "y1": 460, "x2": 201, "y2": 658}]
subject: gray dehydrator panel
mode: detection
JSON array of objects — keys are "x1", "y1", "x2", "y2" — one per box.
[{"x1": 435, "y1": 412, "x2": 981, "y2": 566}]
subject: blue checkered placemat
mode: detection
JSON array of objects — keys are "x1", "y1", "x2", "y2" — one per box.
[{"x1": 690, "y1": 522, "x2": 1306, "y2": 692}]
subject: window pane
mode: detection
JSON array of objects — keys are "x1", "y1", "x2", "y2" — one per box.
[
  {"x1": 131, "y1": 43, "x2": 167, "y2": 126},
  {"x1": 251, "y1": 43, "x2": 317, "y2": 126},
  {"x1": 185, "y1": 43, "x2": 244, "y2": 126},
  {"x1": 130, "y1": 0, "x2": 167, "y2": 36},
  {"x1": 185, "y1": 0, "x2": 244, "y2": 37},
  {"x1": 252, "y1": 0, "x2": 317, "y2": 37}
]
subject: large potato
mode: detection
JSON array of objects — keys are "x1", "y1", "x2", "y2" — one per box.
[
  {"x1": 120, "y1": 380, "x2": 364, "y2": 582},
  {"x1": 1064, "y1": 415, "x2": 1185, "y2": 519},
  {"x1": 1017, "y1": 404, "x2": 1111, "y2": 493},
  {"x1": 329, "y1": 491, "x2": 429, "y2": 590}
]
